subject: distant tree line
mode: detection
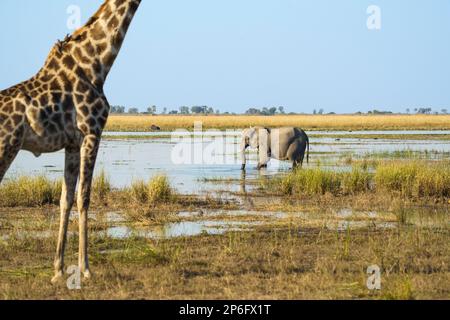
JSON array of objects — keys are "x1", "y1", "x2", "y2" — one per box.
[
  {"x1": 355, "y1": 108, "x2": 449, "y2": 115},
  {"x1": 245, "y1": 107, "x2": 285, "y2": 115},
  {"x1": 410, "y1": 107, "x2": 448, "y2": 115},
  {"x1": 110, "y1": 105, "x2": 126, "y2": 114},
  {"x1": 109, "y1": 105, "x2": 449, "y2": 115},
  {"x1": 110, "y1": 105, "x2": 221, "y2": 115}
]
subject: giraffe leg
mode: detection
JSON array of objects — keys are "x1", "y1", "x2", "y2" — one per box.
[
  {"x1": 77, "y1": 135, "x2": 100, "y2": 278},
  {"x1": 0, "y1": 134, "x2": 23, "y2": 184},
  {"x1": 52, "y1": 146, "x2": 80, "y2": 283}
]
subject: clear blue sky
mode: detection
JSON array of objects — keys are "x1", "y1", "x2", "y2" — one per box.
[{"x1": 1, "y1": 0, "x2": 450, "y2": 114}]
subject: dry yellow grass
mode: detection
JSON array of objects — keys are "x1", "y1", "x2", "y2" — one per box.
[
  {"x1": 1, "y1": 220, "x2": 448, "y2": 299},
  {"x1": 105, "y1": 114, "x2": 450, "y2": 131}
]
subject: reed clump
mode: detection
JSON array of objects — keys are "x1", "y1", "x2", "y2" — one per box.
[
  {"x1": 0, "y1": 172, "x2": 113, "y2": 207},
  {"x1": 0, "y1": 174, "x2": 177, "y2": 208},
  {"x1": 267, "y1": 161, "x2": 449, "y2": 199},
  {"x1": 127, "y1": 175, "x2": 175, "y2": 205},
  {"x1": 0, "y1": 176, "x2": 62, "y2": 207},
  {"x1": 374, "y1": 161, "x2": 450, "y2": 198},
  {"x1": 272, "y1": 167, "x2": 372, "y2": 196},
  {"x1": 92, "y1": 170, "x2": 112, "y2": 203}
]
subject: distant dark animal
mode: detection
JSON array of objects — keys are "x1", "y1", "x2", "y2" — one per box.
[{"x1": 150, "y1": 125, "x2": 161, "y2": 131}]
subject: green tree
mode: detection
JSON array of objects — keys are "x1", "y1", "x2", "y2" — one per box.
[
  {"x1": 111, "y1": 106, "x2": 125, "y2": 114},
  {"x1": 245, "y1": 108, "x2": 261, "y2": 115},
  {"x1": 147, "y1": 105, "x2": 157, "y2": 115},
  {"x1": 179, "y1": 106, "x2": 190, "y2": 114}
]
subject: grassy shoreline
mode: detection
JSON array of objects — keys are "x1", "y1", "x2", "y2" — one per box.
[
  {"x1": 105, "y1": 115, "x2": 450, "y2": 132},
  {"x1": 261, "y1": 161, "x2": 450, "y2": 199},
  {"x1": 2, "y1": 160, "x2": 449, "y2": 209}
]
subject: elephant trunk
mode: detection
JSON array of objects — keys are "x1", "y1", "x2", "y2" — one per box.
[{"x1": 240, "y1": 139, "x2": 247, "y2": 170}]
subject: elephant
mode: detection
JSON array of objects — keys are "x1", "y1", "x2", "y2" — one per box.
[{"x1": 240, "y1": 127, "x2": 309, "y2": 170}]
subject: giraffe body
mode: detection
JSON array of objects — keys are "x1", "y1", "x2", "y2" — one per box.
[{"x1": 0, "y1": 0, "x2": 142, "y2": 282}]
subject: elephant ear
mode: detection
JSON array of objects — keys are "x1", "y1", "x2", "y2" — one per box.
[{"x1": 242, "y1": 128, "x2": 251, "y2": 138}]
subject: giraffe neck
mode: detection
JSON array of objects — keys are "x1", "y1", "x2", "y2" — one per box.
[{"x1": 44, "y1": 0, "x2": 141, "y2": 90}]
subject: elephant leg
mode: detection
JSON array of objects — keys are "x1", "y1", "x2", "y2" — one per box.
[
  {"x1": 257, "y1": 148, "x2": 270, "y2": 170},
  {"x1": 292, "y1": 152, "x2": 305, "y2": 170},
  {"x1": 257, "y1": 163, "x2": 268, "y2": 169},
  {"x1": 287, "y1": 140, "x2": 304, "y2": 170},
  {"x1": 298, "y1": 153, "x2": 306, "y2": 168},
  {"x1": 257, "y1": 163, "x2": 269, "y2": 170}
]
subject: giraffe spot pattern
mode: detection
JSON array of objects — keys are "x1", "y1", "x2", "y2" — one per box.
[{"x1": 0, "y1": 3, "x2": 142, "y2": 273}]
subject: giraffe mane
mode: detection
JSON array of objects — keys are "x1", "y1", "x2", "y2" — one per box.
[
  {"x1": 40, "y1": 1, "x2": 110, "y2": 68},
  {"x1": 72, "y1": 0, "x2": 109, "y2": 38}
]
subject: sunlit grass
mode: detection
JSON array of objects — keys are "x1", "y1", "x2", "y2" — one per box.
[
  {"x1": 92, "y1": 170, "x2": 112, "y2": 203},
  {"x1": 127, "y1": 175, "x2": 174, "y2": 205},
  {"x1": 343, "y1": 149, "x2": 450, "y2": 162},
  {"x1": 0, "y1": 176, "x2": 62, "y2": 207},
  {"x1": 265, "y1": 161, "x2": 449, "y2": 199},
  {"x1": 267, "y1": 167, "x2": 372, "y2": 196},
  {"x1": 375, "y1": 161, "x2": 450, "y2": 198}
]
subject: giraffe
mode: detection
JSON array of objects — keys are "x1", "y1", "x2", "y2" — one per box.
[{"x1": 0, "y1": 0, "x2": 142, "y2": 282}]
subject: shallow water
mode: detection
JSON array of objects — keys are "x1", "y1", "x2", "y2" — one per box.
[
  {"x1": 1, "y1": 207, "x2": 447, "y2": 242},
  {"x1": 139, "y1": 208, "x2": 446, "y2": 239},
  {"x1": 103, "y1": 130, "x2": 450, "y2": 136},
  {"x1": 6, "y1": 130, "x2": 450, "y2": 194},
  {"x1": 105, "y1": 220, "x2": 262, "y2": 239}
]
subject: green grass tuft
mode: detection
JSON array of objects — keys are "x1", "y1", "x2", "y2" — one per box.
[
  {"x1": 375, "y1": 161, "x2": 450, "y2": 198},
  {"x1": 127, "y1": 175, "x2": 174, "y2": 205},
  {"x1": 270, "y1": 167, "x2": 372, "y2": 196},
  {"x1": 0, "y1": 176, "x2": 62, "y2": 207},
  {"x1": 92, "y1": 170, "x2": 112, "y2": 203},
  {"x1": 266, "y1": 161, "x2": 449, "y2": 199}
]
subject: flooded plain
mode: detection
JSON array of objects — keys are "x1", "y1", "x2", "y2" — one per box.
[
  {"x1": 1, "y1": 127, "x2": 448, "y2": 300},
  {"x1": 5, "y1": 130, "x2": 450, "y2": 194},
  {"x1": 2, "y1": 129, "x2": 449, "y2": 242}
]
